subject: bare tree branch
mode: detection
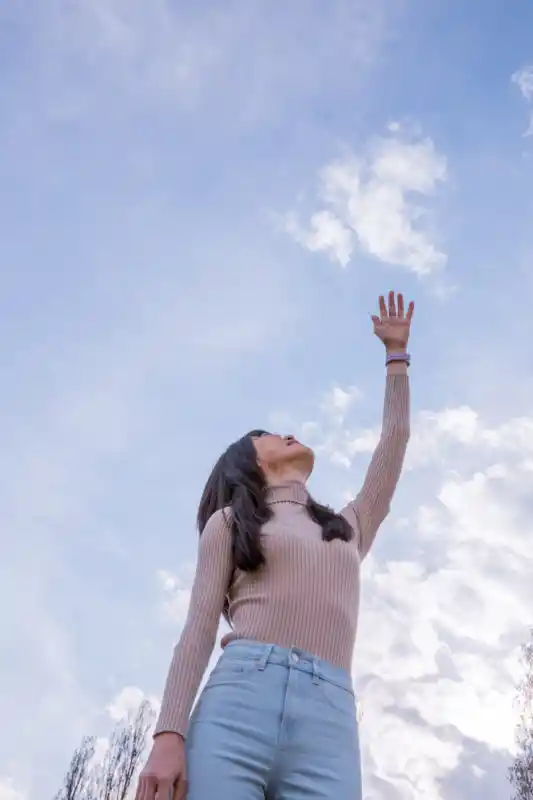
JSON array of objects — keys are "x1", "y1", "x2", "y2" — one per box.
[
  {"x1": 53, "y1": 736, "x2": 95, "y2": 800},
  {"x1": 510, "y1": 630, "x2": 533, "y2": 800},
  {"x1": 53, "y1": 700, "x2": 155, "y2": 800}
]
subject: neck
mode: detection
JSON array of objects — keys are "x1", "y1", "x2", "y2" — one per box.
[
  {"x1": 265, "y1": 480, "x2": 309, "y2": 506},
  {"x1": 266, "y1": 469, "x2": 308, "y2": 487}
]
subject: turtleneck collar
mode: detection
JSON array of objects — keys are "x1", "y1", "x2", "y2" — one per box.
[{"x1": 265, "y1": 480, "x2": 309, "y2": 506}]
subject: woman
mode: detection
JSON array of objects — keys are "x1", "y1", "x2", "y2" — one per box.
[{"x1": 136, "y1": 291, "x2": 413, "y2": 800}]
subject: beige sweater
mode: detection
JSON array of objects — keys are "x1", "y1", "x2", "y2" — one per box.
[{"x1": 155, "y1": 368, "x2": 410, "y2": 737}]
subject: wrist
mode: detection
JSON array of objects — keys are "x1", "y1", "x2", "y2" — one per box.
[
  {"x1": 385, "y1": 349, "x2": 411, "y2": 371},
  {"x1": 385, "y1": 344, "x2": 407, "y2": 354},
  {"x1": 153, "y1": 730, "x2": 185, "y2": 745}
]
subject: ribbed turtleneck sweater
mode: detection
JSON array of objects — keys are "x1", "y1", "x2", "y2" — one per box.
[{"x1": 154, "y1": 370, "x2": 410, "y2": 737}]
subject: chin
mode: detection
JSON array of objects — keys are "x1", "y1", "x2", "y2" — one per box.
[{"x1": 291, "y1": 443, "x2": 315, "y2": 474}]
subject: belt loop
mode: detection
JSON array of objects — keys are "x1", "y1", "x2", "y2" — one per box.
[
  {"x1": 312, "y1": 657, "x2": 320, "y2": 685},
  {"x1": 257, "y1": 645, "x2": 273, "y2": 671}
]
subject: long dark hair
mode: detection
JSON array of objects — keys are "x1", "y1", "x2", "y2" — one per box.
[{"x1": 197, "y1": 430, "x2": 354, "y2": 616}]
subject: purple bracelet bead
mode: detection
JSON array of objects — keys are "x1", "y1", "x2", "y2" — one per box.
[{"x1": 386, "y1": 352, "x2": 411, "y2": 366}]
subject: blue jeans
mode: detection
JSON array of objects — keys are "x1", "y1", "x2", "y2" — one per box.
[{"x1": 185, "y1": 640, "x2": 362, "y2": 799}]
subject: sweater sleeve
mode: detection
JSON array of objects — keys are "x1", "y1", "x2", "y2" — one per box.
[
  {"x1": 153, "y1": 509, "x2": 233, "y2": 738},
  {"x1": 340, "y1": 368, "x2": 410, "y2": 560}
]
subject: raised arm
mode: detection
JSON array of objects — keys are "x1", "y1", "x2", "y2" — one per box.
[
  {"x1": 154, "y1": 508, "x2": 233, "y2": 738},
  {"x1": 341, "y1": 291, "x2": 413, "y2": 560},
  {"x1": 342, "y1": 365, "x2": 410, "y2": 558}
]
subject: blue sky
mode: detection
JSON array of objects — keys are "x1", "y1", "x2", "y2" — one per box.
[{"x1": 1, "y1": 1, "x2": 533, "y2": 798}]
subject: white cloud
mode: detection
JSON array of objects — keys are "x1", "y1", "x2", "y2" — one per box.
[
  {"x1": 157, "y1": 568, "x2": 194, "y2": 626},
  {"x1": 107, "y1": 685, "x2": 160, "y2": 723},
  {"x1": 356, "y1": 452, "x2": 529, "y2": 798},
  {"x1": 278, "y1": 384, "x2": 533, "y2": 798},
  {"x1": 88, "y1": 687, "x2": 160, "y2": 772},
  {"x1": 512, "y1": 64, "x2": 533, "y2": 101},
  {"x1": 512, "y1": 64, "x2": 533, "y2": 136},
  {"x1": 286, "y1": 210, "x2": 355, "y2": 268},
  {"x1": 296, "y1": 384, "x2": 366, "y2": 468},
  {"x1": 320, "y1": 385, "x2": 362, "y2": 424},
  {"x1": 362, "y1": 700, "x2": 462, "y2": 800},
  {"x1": 0, "y1": 781, "x2": 26, "y2": 800},
  {"x1": 302, "y1": 398, "x2": 533, "y2": 474},
  {"x1": 286, "y1": 126, "x2": 448, "y2": 276}
]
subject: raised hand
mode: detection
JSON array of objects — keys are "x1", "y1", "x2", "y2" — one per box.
[{"x1": 371, "y1": 291, "x2": 414, "y2": 351}]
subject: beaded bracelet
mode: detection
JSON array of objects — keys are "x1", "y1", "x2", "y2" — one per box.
[{"x1": 386, "y1": 352, "x2": 411, "y2": 367}]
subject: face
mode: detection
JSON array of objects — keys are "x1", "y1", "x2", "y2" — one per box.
[{"x1": 250, "y1": 430, "x2": 315, "y2": 480}]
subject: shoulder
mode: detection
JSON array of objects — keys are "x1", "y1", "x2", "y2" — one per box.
[{"x1": 200, "y1": 507, "x2": 233, "y2": 543}]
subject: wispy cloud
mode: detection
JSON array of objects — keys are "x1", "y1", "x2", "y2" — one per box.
[
  {"x1": 286, "y1": 123, "x2": 448, "y2": 276},
  {"x1": 20, "y1": 0, "x2": 392, "y2": 128},
  {"x1": 512, "y1": 64, "x2": 533, "y2": 136}
]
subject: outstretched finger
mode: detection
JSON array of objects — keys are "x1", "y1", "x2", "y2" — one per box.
[
  {"x1": 379, "y1": 295, "x2": 387, "y2": 319},
  {"x1": 397, "y1": 293, "x2": 405, "y2": 318},
  {"x1": 406, "y1": 300, "x2": 415, "y2": 321},
  {"x1": 388, "y1": 290, "x2": 396, "y2": 316}
]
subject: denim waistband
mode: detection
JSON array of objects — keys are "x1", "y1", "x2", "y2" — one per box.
[{"x1": 221, "y1": 639, "x2": 355, "y2": 695}]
